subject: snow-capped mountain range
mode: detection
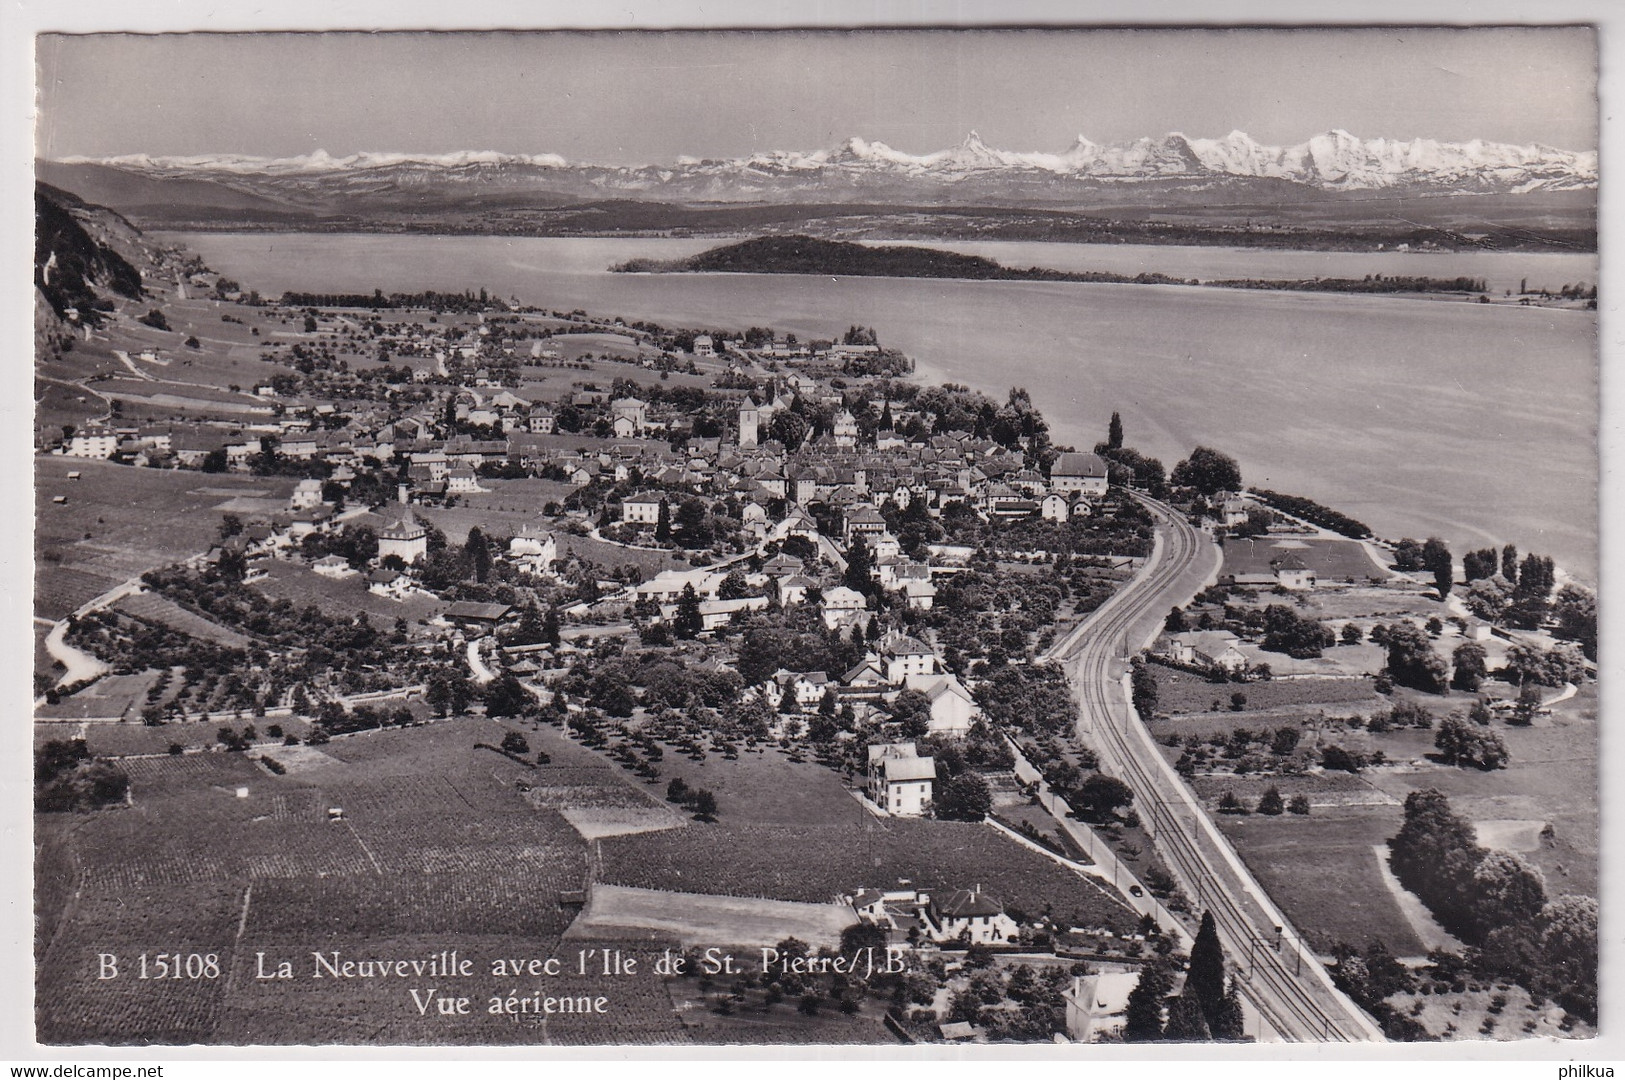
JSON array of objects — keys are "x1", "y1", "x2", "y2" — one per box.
[{"x1": 53, "y1": 129, "x2": 1596, "y2": 208}]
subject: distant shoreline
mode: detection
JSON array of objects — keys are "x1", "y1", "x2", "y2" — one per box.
[{"x1": 612, "y1": 235, "x2": 1593, "y2": 306}]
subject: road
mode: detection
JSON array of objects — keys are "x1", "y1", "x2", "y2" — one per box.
[{"x1": 1049, "y1": 494, "x2": 1385, "y2": 1043}]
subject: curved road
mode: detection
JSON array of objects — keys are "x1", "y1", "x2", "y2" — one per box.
[{"x1": 1049, "y1": 494, "x2": 1384, "y2": 1043}]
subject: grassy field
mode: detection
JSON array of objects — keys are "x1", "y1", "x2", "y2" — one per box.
[
  {"x1": 600, "y1": 819, "x2": 1134, "y2": 932},
  {"x1": 1215, "y1": 805, "x2": 1427, "y2": 956},
  {"x1": 1221, "y1": 537, "x2": 1389, "y2": 581},
  {"x1": 567, "y1": 885, "x2": 857, "y2": 948},
  {"x1": 35, "y1": 457, "x2": 291, "y2": 619},
  {"x1": 249, "y1": 559, "x2": 447, "y2": 624},
  {"x1": 34, "y1": 670, "x2": 159, "y2": 722},
  {"x1": 642, "y1": 745, "x2": 862, "y2": 828},
  {"x1": 1153, "y1": 667, "x2": 1385, "y2": 717},
  {"x1": 1362, "y1": 683, "x2": 1600, "y2": 897}
]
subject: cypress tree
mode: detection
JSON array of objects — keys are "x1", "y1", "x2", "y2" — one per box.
[
  {"x1": 1210, "y1": 978, "x2": 1247, "y2": 1041},
  {"x1": 1108, "y1": 410, "x2": 1124, "y2": 450},
  {"x1": 844, "y1": 537, "x2": 873, "y2": 595},
  {"x1": 1122, "y1": 962, "x2": 1172, "y2": 1042},
  {"x1": 655, "y1": 498, "x2": 671, "y2": 542},
  {"x1": 1163, "y1": 987, "x2": 1212, "y2": 1041},
  {"x1": 1187, "y1": 910, "x2": 1228, "y2": 1030},
  {"x1": 675, "y1": 584, "x2": 704, "y2": 639},
  {"x1": 1501, "y1": 544, "x2": 1519, "y2": 584}
]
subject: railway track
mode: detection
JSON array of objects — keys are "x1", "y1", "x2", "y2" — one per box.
[{"x1": 1050, "y1": 494, "x2": 1384, "y2": 1042}]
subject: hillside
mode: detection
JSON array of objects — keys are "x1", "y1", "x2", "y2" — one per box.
[{"x1": 34, "y1": 182, "x2": 146, "y2": 326}]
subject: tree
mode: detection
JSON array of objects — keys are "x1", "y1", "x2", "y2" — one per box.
[
  {"x1": 1463, "y1": 547, "x2": 1499, "y2": 582},
  {"x1": 1538, "y1": 895, "x2": 1598, "y2": 1023},
  {"x1": 1393, "y1": 538, "x2": 1425, "y2": 572},
  {"x1": 1107, "y1": 410, "x2": 1124, "y2": 450},
  {"x1": 843, "y1": 536, "x2": 873, "y2": 595},
  {"x1": 1384, "y1": 621, "x2": 1448, "y2": 694},
  {"x1": 655, "y1": 498, "x2": 672, "y2": 542},
  {"x1": 543, "y1": 607, "x2": 562, "y2": 647},
  {"x1": 1552, "y1": 584, "x2": 1597, "y2": 660},
  {"x1": 1130, "y1": 660, "x2": 1159, "y2": 717},
  {"x1": 1508, "y1": 553, "x2": 1555, "y2": 627},
  {"x1": 890, "y1": 689, "x2": 933, "y2": 738},
  {"x1": 1465, "y1": 575, "x2": 1515, "y2": 624},
  {"x1": 1170, "y1": 446, "x2": 1242, "y2": 497},
  {"x1": 935, "y1": 771, "x2": 992, "y2": 822},
  {"x1": 1185, "y1": 910, "x2": 1229, "y2": 1026},
  {"x1": 717, "y1": 570, "x2": 750, "y2": 601},
  {"x1": 1257, "y1": 786, "x2": 1285, "y2": 815},
  {"x1": 1501, "y1": 544, "x2": 1519, "y2": 584},
  {"x1": 1434, "y1": 714, "x2": 1508, "y2": 770},
  {"x1": 499, "y1": 730, "x2": 530, "y2": 756},
  {"x1": 1162, "y1": 988, "x2": 1212, "y2": 1041},
  {"x1": 1510, "y1": 681, "x2": 1543, "y2": 726},
  {"x1": 1472, "y1": 851, "x2": 1547, "y2": 929},
  {"x1": 1122, "y1": 962, "x2": 1172, "y2": 1042},
  {"x1": 1340, "y1": 622, "x2": 1363, "y2": 646},
  {"x1": 464, "y1": 527, "x2": 491, "y2": 583},
  {"x1": 1210, "y1": 979, "x2": 1246, "y2": 1041},
  {"x1": 1287, "y1": 794, "x2": 1311, "y2": 815},
  {"x1": 1076, "y1": 773, "x2": 1134, "y2": 822},
  {"x1": 690, "y1": 789, "x2": 718, "y2": 821},
  {"x1": 1451, "y1": 641, "x2": 1488, "y2": 691},
  {"x1": 1422, "y1": 537, "x2": 1453, "y2": 598},
  {"x1": 486, "y1": 675, "x2": 531, "y2": 719},
  {"x1": 769, "y1": 409, "x2": 808, "y2": 451},
  {"x1": 674, "y1": 584, "x2": 704, "y2": 639}
]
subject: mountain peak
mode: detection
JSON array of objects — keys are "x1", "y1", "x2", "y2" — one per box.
[{"x1": 60, "y1": 128, "x2": 1598, "y2": 198}]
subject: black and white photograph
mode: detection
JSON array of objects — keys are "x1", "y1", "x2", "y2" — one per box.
[{"x1": 13, "y1": 6, "x2": 1612, "y2": 1059}]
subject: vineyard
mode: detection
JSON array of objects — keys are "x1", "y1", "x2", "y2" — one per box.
[
  {"x1": 522, "y1": 764, "x2": 685, "y2": 838},
  {"x1": 601, "y1": 819, "x2": 1135, "y2": 931}
]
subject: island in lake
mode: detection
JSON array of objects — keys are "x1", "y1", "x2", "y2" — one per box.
[{"x1": 612, "y1": 235, "x2": 1548, "y2": 301}]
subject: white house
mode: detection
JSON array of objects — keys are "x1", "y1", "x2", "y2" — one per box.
[
  {"x1": 446, "y1": 467, "x2": 485, "y2": 494},
  {"x1": 903, "y1": 578, "x2": 938, "y2": 610},
  {"x1": 833, "y1": 409, "x2": 859, "y2": 447},
  {"x1": 660, "y1": 595, "x2": 769, "y2": 632},
  {"x1": 903, "y1": 673, "x2": 977, "y2": 735},
  {"x1": 621, "y1": 491, "x2": 665, "y2": 526},
  {"x1": 378, "y1": 512, "x2": 429, "y2": 564},
  {"x1": 366, "y1": 567, "x2": 415, "y2": 601},
  {"x1": 289, "y1": 478, "x2": 325, "y2": 510},
  {"x1": 879, "y1": 632, "x2": 940, "y2": 683},
  {"x1": 1050, "y1": 452, "x2": 1110, "y2": 496},
  {"x1": 1274, "y1": 552, "x2": 1317, "y2": 590},
  {"x1": 693, "y1": 335, "x2": 715, "y2": 358},
  {"x1": 508, "y1": 527, "x2": 558, "y2": 574},
  {"x1": 1161, "y1": 630, "x2": 1248, "y2": 673},
  {"x1": 1064, "y1": 972, "x2": 1142, "y2": 1043},
  {"x1": 932, "y1": 886, "x2": 1021, "y2": 945},
  {"x1": 820, "y1": 585, "x2": 868, "y2": 630},
  {"x1": 312, "y1": 554, "x2": 354, "y2": 579},
  {"x1": 611, "y1": 397, "x2": 649, "y2": 436},
  {"x1": 866, "y1": 742, "x2": 935, "y2": 817},
  {"x1": 65, "y1": 426, "x2": 118, "y2": 459}
]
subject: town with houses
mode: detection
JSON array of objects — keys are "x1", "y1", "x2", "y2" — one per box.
[{"x1": 33, "y1": 239, "x2": 1599, "y2": 1047}]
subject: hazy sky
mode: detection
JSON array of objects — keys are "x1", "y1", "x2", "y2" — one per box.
[{"x1": 36, "y1": 27, "x2": 1597, "y2": 162}]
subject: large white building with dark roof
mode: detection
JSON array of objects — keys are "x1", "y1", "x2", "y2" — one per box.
[{"x1": 1050, "y1": 451, "x2": 1110, "y2": 496}]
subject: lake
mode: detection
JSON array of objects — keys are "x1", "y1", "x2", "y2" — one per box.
[{"x1": 162, "y1": 232, "x2": 1599, "y2": 583}]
